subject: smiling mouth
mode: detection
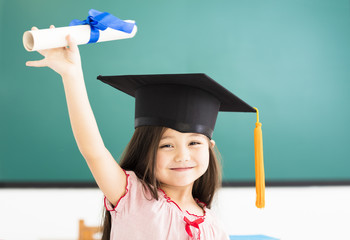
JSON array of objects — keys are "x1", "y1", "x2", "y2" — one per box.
[{"x1": 170, "y1": 167, "x2": 194, "y2": 171}]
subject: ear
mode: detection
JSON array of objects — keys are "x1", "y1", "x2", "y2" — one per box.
[{"x1": 209, "y1": 139, "x2": 216, "y2": 148}]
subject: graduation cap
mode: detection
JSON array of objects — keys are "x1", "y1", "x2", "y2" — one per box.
[{"x1": 97, "y1": 73, "x2": 265, "y2": 208}]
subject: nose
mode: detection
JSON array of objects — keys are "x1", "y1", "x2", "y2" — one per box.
[{"x1": 175, "y1": 146, "x2": 190, "y2": 162}]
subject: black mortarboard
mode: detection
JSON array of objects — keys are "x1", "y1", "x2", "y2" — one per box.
[
  {"x1": 97, "y1": 73, "x2": 256, "y2": 139},
  {"x1": 96, "y1": 73, "x2": 265, "y2": 208}
]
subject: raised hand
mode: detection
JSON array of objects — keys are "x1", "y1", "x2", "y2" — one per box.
[
  {"x1": 26, "y1": 25, "x2": 82, "y2": 78},
  {"x1": 25, "y1": 24, "x2": 130, "y2": 211}
]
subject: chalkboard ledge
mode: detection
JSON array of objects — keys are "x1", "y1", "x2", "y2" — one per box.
[{"x1": 1, "y1": 180, "x2": 350, "y2": 188}]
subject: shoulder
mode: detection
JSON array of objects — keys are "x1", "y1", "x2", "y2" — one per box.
[
  {"x1": 122, "y1": 170, "x2": 146, "y2": 191},
  {"x1": 120, "y1": 170, "x2": 153, "y2": 200},
  {"x1": 203, "y1": 207, "x2": 221, "y2": 223},
  {"x1": 202, "y1": 208, "x2": 229, "y2": 239},
  {"x1": 124, "y1": 170, "x2": 137, "y2": 181}
]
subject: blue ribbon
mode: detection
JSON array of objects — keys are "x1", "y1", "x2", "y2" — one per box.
[{"x1": 69, "y1": 9, "x2": 136, "y2": 44}]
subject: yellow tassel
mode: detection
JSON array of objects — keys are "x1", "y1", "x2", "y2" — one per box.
[{"x1": 253, "y1": 107, "x2": 265, "y2": 208}]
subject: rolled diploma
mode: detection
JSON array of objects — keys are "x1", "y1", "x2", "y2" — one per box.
[{"x1": 23, "y1": 22, "x2": 137, "y2": 52}]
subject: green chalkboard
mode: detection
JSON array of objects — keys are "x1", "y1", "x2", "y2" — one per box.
[{"x1": 1, "y1": 0, "x2": 350, "y2": 183}]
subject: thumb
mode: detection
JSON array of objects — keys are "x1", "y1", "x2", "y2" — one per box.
[{"x1": 66, "y1": 35, "x2": 79, "y2": 52}]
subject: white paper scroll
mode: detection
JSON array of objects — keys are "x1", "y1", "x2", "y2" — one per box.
[{"x1": 23, "y1": 21, "x2": 137, "y2": 52}]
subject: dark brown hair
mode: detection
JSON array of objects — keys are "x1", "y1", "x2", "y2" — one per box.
[{"x1": 101, "y1": 126, "x2": 222, "y2": 240}]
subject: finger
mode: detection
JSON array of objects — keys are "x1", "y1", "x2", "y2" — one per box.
[
  {"x1": 50, "y1": 25, "x2": 55, "y2": 29},
  {"x1": 26, "y1": 59, "x2": 48, "y2": 68},
  {"x1": 31, "y1": 26, "x2": 38, "y2": 31},
  {"x1": 66, "y1": 35, "x2": 79, "y2": 52}
]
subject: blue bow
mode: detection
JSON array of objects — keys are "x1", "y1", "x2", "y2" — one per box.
[{"x1": 69, "y1": 9, "x2": 136, "y2": 44}]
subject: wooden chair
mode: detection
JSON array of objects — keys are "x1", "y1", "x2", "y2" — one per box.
[{"x1": 78, "y1": 219, "x2": 101, "y2": 240}]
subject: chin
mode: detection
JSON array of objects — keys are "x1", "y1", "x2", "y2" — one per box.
[{"x1": 165, "y1": 175, "x2": 203, "y2": 187}]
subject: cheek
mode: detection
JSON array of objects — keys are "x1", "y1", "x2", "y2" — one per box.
[{"x1": 198, "y1": 150, "x2": 210, "y2": 169}]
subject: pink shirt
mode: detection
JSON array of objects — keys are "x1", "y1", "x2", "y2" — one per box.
[{"x1": 105, "y1": 170, "x2": 229, "y2": 240}]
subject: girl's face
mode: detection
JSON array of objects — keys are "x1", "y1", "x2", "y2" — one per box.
[{"x1": 155, "y1": 128, "x2": 215, "y2": 189}]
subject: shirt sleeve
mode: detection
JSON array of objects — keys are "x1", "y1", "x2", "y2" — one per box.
[{"x1": 104, "y1": 170, "x2": 151, "y2": 215}]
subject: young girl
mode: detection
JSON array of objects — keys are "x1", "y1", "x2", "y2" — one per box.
[{"x1": 26, "y1": 26, "x2": 258, "y2": 240}]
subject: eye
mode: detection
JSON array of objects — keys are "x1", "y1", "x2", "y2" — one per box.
[
  {"x1": 189, "y1": 141, "x2": 201, "y2": 146},
  {"x1": 160, "y1": 144, "x2": 173, "y2": 149}
]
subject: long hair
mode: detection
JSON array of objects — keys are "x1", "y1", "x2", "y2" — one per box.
[{"x1": 101, "y1": 126, "x2": 222, "y2": 240}]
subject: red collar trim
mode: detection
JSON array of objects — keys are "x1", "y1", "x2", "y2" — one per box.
[{"x1": 158, "y1": 188, "x2": 206, "y2": 218}]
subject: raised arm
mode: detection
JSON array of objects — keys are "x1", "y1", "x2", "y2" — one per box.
[{"x1": 26, "y1": 26, "x2": 126, "y2": 206}]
